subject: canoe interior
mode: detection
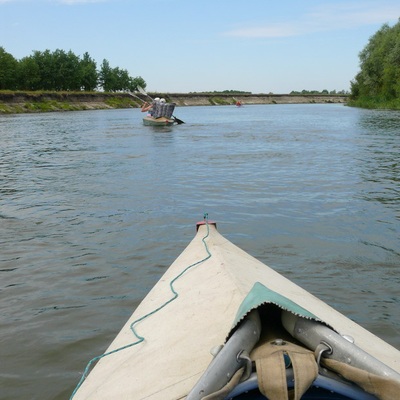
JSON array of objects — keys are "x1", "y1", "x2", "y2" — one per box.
[{"x1": 232, "y1": 386, "x2": 363, "y2": 399}]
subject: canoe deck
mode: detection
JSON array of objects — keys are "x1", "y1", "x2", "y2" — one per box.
[{"x1": 72, "y1": 222, "x2": 400, "y2": 399}]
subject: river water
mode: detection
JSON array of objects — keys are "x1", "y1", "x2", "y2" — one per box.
[{"x1": 0, "y1": 104, "x2": 399, "y2": 400}]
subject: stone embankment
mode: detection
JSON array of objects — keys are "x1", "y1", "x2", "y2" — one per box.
[{"x1": 0, "y1": 91, "x2": 348, "y2": 114}]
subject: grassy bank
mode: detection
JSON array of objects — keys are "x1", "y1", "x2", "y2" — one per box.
[
  {"x1": 347, "y1": 96, "x2": 400, "y2": 110},
  {"x1": 0, "y1": 91, "x2": 141, "y2": 114}
]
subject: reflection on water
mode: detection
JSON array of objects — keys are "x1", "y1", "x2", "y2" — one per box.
[{"x1": 0, "y1": 105, "x2": 399, "y2": 400}]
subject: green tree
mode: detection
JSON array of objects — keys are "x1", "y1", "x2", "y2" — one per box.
[
  {"x1": 0, "y1": 48, "x2": 146, "y2": 92},
  {"x1": 52, "y1": 49, "x2": 82, "y2": 91},
  {"x1": 99, "y1": 59, "x2": 145, "y2": 92},
  {"x1": 99, "y1": 59, "x2": 114, "y2": 91},
  {"x1": 80, "y1": 52, "x2": 98, "y2": 91},
  {"x1": 31, "y1": 49, "x2": 55, "y2": 90},
  {"x1": 113, "y1": 66, "x2": 131, "y2": 91},
  {"x1": 351, "y1": 19, "x2": 400, "y2": 102},
  {"x1": 17, "y1": 55, "x2": 41, "y2": 90},
  {"x1": 129, "y1": 76, "x2": 146, "y2": 91},
  {"x1": 0, "y1": 47, "x2": 18, "y2": 90}
]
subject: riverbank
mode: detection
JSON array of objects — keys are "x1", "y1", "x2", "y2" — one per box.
[
  {"x1": 0, "y1": 91, "x2": 348, "y2": 114},
  {"x1": 0, "y1": 91, "x2": 139, "y2": 114},
  {"x1": 347, "y1": 96, "x2": 400, "y2": 110}
]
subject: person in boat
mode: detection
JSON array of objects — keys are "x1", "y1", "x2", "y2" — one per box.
[
  {"x1": 141, "y1": 97, "x2": 160, "y2": 116},
  {"x1": 141, "y1": 97, "x2": 176, "y2": 120},
  {"x1": 152, "y1": 98, "x2": 176, "y2": 120}
]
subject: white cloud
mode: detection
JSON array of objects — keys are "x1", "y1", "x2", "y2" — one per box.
[{"x1": 225, "y1": 2, "x2": 400, "y2": 38}]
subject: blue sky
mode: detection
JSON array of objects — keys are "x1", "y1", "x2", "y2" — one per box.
[{"x1": 1, "y1": 0, "x2": 399, "y2": 93}]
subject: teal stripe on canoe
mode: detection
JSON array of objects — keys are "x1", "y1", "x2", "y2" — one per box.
[{"x1": 232, "y1": 282, "x2": 318, "y2": 329}]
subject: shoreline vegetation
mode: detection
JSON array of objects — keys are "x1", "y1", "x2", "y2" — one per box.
[
  {"x1": 349, "y1": 20, "x2": 400, "y2": 111},
  {"x1": 347, "y1": 97, "x2": 400, "y2": 110},
  {"x1": 0, "y1": 91, "x2": 349, "y2": 114}
]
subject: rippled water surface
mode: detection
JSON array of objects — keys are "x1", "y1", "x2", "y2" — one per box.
[{"x1": 0, "y1": 104, "x2": 399, "y2": 399}]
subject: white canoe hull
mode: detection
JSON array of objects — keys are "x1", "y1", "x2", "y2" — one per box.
[{"x1": 72, "y1": 222, "x2": 400, "y2": 399}]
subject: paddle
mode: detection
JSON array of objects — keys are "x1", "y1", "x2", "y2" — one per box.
[
  {"x1": 137, "y1": 86, "x2": 185, "y2": 124},
  {"x1": 127, "y1": 90, "x2": 147, "y2": 104},
  {"x1": 137, "y1": 86, "x2": 153, "y2": 102},
  {"x1": 126, "y1": 91, "x2": 155, "y2": 115}
]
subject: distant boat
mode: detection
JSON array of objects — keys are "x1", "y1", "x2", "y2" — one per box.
[
  {"x1": 236, "y1": 100, "x2": 243, "y2": 107},
  {"x1": 71, "y1": 220, "x2": 400, "y2": 400}
]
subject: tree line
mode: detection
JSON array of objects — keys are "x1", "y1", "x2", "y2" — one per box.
[
  {"x1": 290, "y1": 89, "x2": 348, "y2": 95},
  {"x1": 0, "y1": 47, "x2": 146, "y2": 92},
  {"x1": 350, "y1": 18, "x2": 400, "y2": 107}
]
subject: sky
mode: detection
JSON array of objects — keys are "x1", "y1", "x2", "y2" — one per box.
[{"x1": 1, "y1": 0, "x2": 399, "y2": 94}]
